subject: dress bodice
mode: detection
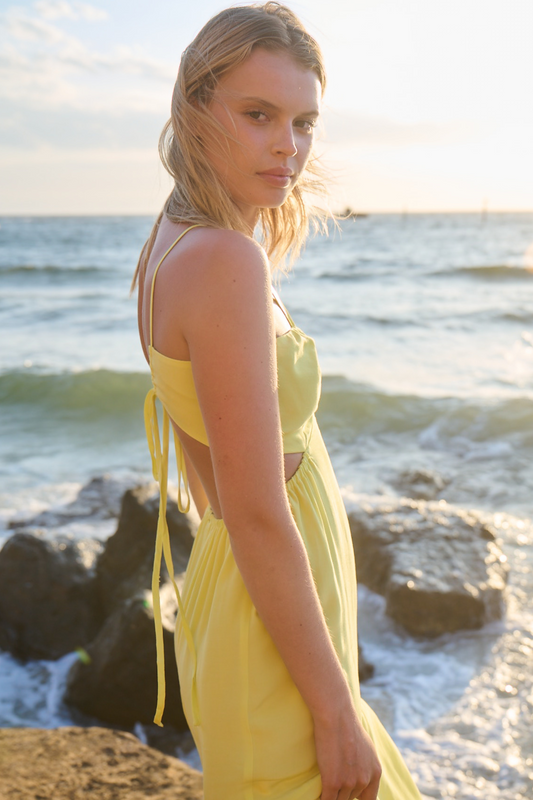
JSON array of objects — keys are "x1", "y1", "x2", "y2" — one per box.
[{"x1": 150, "y1": 323, "x2": 321, "y2": 456}]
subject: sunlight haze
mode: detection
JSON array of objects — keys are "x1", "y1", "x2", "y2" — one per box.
[{"x1": 1, "y1": 0, "x2": 532, "y2": 214}]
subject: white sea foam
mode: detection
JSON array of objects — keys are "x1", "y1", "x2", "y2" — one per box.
[{"x1": 0, "y1": 650, "x2": 78, "y2": 728}]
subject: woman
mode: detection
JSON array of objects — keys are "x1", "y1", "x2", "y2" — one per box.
[{"x1": 134, "y1": 4, "x2": 423, "y2": 799}]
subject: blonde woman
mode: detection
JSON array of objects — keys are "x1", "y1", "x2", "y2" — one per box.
[{"x1": 134, "y1": 4, "x2": 423, "y2": 799}]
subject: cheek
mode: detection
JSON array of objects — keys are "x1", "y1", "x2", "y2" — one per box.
[
  {"x1": 224, "y1": 129, "x2": 269, "y2": 176},
  {"x1": 296, "y1": 135, "x2": 314, "y2": 167},
  {"x1": 235, "y1": 124, "x2": 268, "y2": 157}
]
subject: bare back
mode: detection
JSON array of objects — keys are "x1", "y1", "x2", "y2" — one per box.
[{"x1": 138, "y1": 216, "x2": 303, "y2": 519}]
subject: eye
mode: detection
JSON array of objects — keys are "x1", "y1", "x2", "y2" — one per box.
[
  {"x1": 246, "y1": 110, "x2": 269, "y2": 122},
  {"x1": 294, "y1": 118, "x2": 317, "y2": 133}
]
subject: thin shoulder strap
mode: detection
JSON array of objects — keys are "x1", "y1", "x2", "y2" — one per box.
[
  {"x1": 149, "y1": 224, "x2": 202, "y2": 347},
  {"x1": 272, "y1": 285, "x2": 296, "y2": 328}
]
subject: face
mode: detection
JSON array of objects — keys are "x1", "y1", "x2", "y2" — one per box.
[{"x1": 204, "y1": 47, "x2": 322, "y2": 228}]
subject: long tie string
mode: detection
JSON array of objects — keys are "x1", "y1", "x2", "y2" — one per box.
[{"x1": 144, "y1": 388, "x2": 200, "y2": 727}]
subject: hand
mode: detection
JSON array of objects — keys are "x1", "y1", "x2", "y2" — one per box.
[{"x1": 314, "y1": 703, "x2": 382, "y2": 800}]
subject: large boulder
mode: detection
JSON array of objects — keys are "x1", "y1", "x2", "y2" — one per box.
[
  {"x1": 66, "y1": 482, "x2": 197, "y2": 730},
  {"x1": 96, "y1": 482, "x2": 196, "y2": 615},
  {"x1": 0, "y1": 726, "x2": 203, "y2": 800},
  {"x1": 65, "y1": 589, "x2": 187, "y2": 729},
  {"x1": 0, "y1": 531, "x2": 103, "y2": 660},
  {"x1": 348, "y1": 495, "x2": 510, "y2": 637}
]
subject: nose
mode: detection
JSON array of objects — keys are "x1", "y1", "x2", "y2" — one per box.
[{"x1": 273, "y1": 124, "x2": 297, "y2": 157}]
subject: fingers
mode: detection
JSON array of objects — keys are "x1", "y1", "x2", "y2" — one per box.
[
  {"x1": 320, "y1": 770, "x2": 382, "y2": 800},
  {"x1": 356, "y1": 770, "x2": 382, "y2": 800},
  {"x1": 319, "y1": 781, "x2": 339, "y2": 800},
  {"x1": 314, "y1": 707, "x2": 382, "y2": 800}
]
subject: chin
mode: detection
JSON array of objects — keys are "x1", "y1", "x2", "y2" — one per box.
[
  {"x1": 232, "y1": 186, "x2": 293, "y2": 218},
  {"x1": 257, "y1": 188, "x2": 293, "y2": 208}
]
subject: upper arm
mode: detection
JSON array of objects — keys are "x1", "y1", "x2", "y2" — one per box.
[{"x1": 180, "y1": 231, "x2": 289, "y2": 531}]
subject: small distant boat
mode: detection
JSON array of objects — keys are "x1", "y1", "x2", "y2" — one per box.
[{"x1": 338, "y1": 207, "x2": 368, "y2": 219}]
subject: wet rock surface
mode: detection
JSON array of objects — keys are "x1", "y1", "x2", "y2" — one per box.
[
  {"x1": 0, "y1": 726, "x2": 203, "y2": 800},
  {"x1": 0, "y1": 478, "x2": 195, "y2": 729},
  {"x1": 65, "y1": 590, "x2": 188, "y2": 730},
  {"x1": 348, "y1": 495, "x2": 510, "y2": 637},
  {"x1": 0, "y1": 531, "x2": 103, "y2": 660},
  {"x1": 7, "y1": 474, "x2": 127, "y2": 530},
  {"x1": 391, "y1": 467, "x2": 449, "y2": 501},
  {"x1": 357, "y1": 644, "x2": 375, "y2": 682},
  {"x1": 96, "y1": 483, "x2": 195, "y2": 615},
  {"x1": 65, "y1": 482, "x2": 195, "y2": 728}
]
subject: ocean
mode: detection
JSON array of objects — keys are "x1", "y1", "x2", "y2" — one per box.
[{"x1": 1, "y1": 212, "x2": 532, "y2": 798}]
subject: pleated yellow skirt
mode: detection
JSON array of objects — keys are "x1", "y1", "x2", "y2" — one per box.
[{"x1": 175, "y1": 419, "x2": 422, "y2": 799}]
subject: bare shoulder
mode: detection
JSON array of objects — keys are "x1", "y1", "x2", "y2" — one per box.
[
  {"x1": 148, "y1": 224, "x2": 273, "y2": 360},
  {"x1": 185, "y1": 227, "x2": 269, "y2": 285},
  {"x1": 157, "y1": 227, "x2": 271, "y2": 329},
  {"x1": 154, "y1": 227, "x2": 269, "y2": 301}
]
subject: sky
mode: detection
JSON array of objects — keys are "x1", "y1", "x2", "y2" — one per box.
[{"x1": 1, "y1": 0, "x2": 532, "y2": 214}]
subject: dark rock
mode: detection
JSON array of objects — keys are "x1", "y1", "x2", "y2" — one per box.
[
  {"x1": 96, "y1": 483, "x2": 196, "y2": 615},
  {"x1": 391, "y1": 467, "x2": 449, "y2": 500},
  {"x1": 0, "y1": 726, "x2": 203, "y2": 800},
  {"x1": 65, "y1": 482, "x2": 197, "y2": 730},
  {"x1": 65, "y1": 589, "x2": 187, "y2": 730},
  {"x1": 358, "y1": 644, "x2": 375, "y2": 682},
  {"x1": 348, "y1": 495, "x2": 510, "y2": 637},
  {"x1": 8, "y1": 474, "x2": 127, "y2": 530},
  {"x1": 0, "y1": 531, "x2": 103, "y2": 660},
  {"x1": 141, "y1": 724, "x2": 198, "y2": 762}
]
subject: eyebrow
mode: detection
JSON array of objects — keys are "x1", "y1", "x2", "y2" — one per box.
[{"x1": 235, "y1": 95, "x2": 320, "y2": 117}]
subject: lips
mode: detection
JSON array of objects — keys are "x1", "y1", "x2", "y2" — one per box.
[
  {"x1": 257, "y1": 168, "x2": 294, "y2": 178},
  {"x1": 256, "y1": 168, "x2": 294, "y2": 187}
]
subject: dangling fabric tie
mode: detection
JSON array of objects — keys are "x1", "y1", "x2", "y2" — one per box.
[
  {"x1": 144, "y1": 388, "x2": 200, "y2": 727},
  {"x1": 172, "y1": 426, "x2": 191, "y2": 514}
]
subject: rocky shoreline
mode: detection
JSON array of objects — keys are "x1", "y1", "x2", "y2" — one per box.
[{"x1": 0, "y1": 473, "x2": 511, "y2": 766}]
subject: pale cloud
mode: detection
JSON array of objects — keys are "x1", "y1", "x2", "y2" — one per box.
[
  {"x1": 4, "y1": 9, "x2": 72, "y2": 45},
  {"x1": 0, "y1": 96, "x2": 165, "y2": 150},
  {"x1": 33, "y1": 0, "x2": 108, "y2": 22},
  {"x1": 0, "y1": 3, "x2": 175, "y2": 116},
  {"x1": 0, "y1": 2, "x2": 172, "y2": 161},
  {"x1": 3, "y1": 6, "x2": 173, "y2": 80},
  {"x1": 321, "y1": 109, "x2": 482, "y2": 148}
]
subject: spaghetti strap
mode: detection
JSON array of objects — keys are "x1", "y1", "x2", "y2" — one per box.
[
  {"x1": 272, "y1": 286, "x2": 296, "y2": 329},
  {"x1": 149, "y1": 224, "x2": 203, "y2": 348},
  {"x1": 148, "y1": 222, "x2": 203, "y2": 516},
  {"x1": 144, "y1": 223, "x2": 202, "y2": 727}
]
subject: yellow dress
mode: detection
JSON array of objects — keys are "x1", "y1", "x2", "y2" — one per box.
[{"x1": 144, "y1": 226, "x2": 423, "y2": 800}]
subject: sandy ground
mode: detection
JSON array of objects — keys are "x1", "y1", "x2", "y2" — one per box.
[{"x1": 0, "y1": 726, "x2": 203, "y2": 799}]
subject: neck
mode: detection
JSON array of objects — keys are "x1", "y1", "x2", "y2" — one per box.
[{"x1": 235, "y1": 203, "x2": 260, "y2": 234}]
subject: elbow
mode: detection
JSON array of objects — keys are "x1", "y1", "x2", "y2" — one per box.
[{"x1": 221, "y1": 492, "x2": 293, "y2": 544}]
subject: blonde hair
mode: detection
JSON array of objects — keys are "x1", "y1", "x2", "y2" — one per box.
[{"x1": 132, "y1": 1, "x2": 329, "y2": 290}]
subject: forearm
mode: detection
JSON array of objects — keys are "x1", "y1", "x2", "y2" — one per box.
[{"x1": 228, "y1": 509, "x2": 354, "y2": 723}]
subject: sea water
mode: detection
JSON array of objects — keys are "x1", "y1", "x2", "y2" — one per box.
[{"x1": 1, "y1": 213, "x2": 532, "y2": 797}]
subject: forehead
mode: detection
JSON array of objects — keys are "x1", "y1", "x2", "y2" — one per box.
[{"x1": 216, "y1": 48, "x2": 321, "y2": 112}]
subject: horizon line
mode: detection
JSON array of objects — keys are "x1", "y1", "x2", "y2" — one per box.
[{"x1": 1, "y1": 209, "x2": 533, "y2": 218}]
